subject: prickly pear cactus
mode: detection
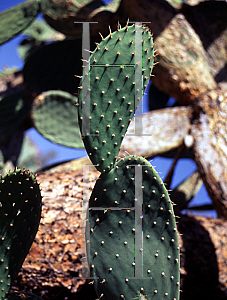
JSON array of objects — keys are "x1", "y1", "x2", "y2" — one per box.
[
  {"x1": 0, "y1": 89, "x2": 32, "y2": 138},
  {"x1": 86, "y1": 155, "x2": 180, "y2": 300},
  {"x1": 0, "y1": 169, "x2": 42, "y2": 299},
  {"x1": 0, "y1": 0, "x2": 40, "y2": 46},
  {"x1": 32, "y1": 90, "x2": 84, "y2": 148},
  {"x1": 78, "y1": 23, "x2": 154, "y2": 173}
]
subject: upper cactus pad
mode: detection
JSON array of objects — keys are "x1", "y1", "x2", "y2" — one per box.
[{"x1": 78, "y1": 23, "x2": 154, "y2": 173}]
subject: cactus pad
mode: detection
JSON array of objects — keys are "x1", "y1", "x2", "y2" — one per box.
[
  {"x1": 0, "y1": 88, "x2": 32, "y2": 138},
  {"x1": 32, "y1": 90, "x2": 84, "y2": 148},
  {"x1": 0, "y1": 0, "x2": 40, "y2": 46},
  {"x1": 0, "y1": 169, "x2": 42, "y2": 299},
  {"x1": 78, "y1": 23, "x2": 154, "y2": 173},
  {"x1": 86, "y1": 155, "x2": 180, "y2": 300}
]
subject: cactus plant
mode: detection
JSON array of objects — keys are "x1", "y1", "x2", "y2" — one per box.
[
  {"x1": 18, "y1": 19, "x2": 65, "y2": 61},
  {"x1": 78, "y1": 23, "x2": 154, "y2": 173},
  {"x1": 0, "y1": 88, "x2": 32, "y2": 139},
  {"x1": 0, "y1": 0, "x2": 40, "y2": 46},
  {"x1": 77, "y1": 23, "x2": 180, "y2": 300},
  {"x1": 86, "y1": 155, "x2": 180, "y2": 299},
  {"x1": 0, "y1": 168, "x2": 42, "y2": 299},
  {"x1": 32, "y1": 90, "x2": 84, "y2": 148},
  {"x1": 22, "y1": 19, "x2": 65, "y2": 42}
]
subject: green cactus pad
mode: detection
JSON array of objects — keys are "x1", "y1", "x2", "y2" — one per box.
[
  {"x1": 78, "y1": 23, "x2": 154, "y2": 173},
  {"x1": 18, "y1": 37, "x2": 42, "y2": 61},
  {"x1": 0, "y1": 88, "x2": 32, "y2": 138},
  {"x1": 7, "y1": 292, "x2": 43, "y2": 300},
  {"x1": 19, "y1": 19, "x2": 65, "y2": 61},
  {"x1": 32, "y1": 90, "x2": 84, "y2": 148},
  {"x1": 22, "y1": 19, "x2": 65, "y2": 42},
  {"x1": 0, "y1": 0, "x2": 40, "y2": 46},
  {"x1": 0, "y1": 169, "x2": 42, "y2": 299},
  {"x1": 86, "y1": 155, "x2": 180, "y2": 300}
]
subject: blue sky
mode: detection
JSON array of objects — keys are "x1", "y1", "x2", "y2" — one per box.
[{"x1": 0, "y1": 0, "x2": 215, "y2": 217}]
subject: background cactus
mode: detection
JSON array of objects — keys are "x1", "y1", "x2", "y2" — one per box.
[
  {"x1": 0, "y1": 0, "x2": 40, "y2": 46},
  {"x1": 32, "y1": 90, "x2": 84, "y2": 148},
  {"x1": 18, "y1": 19, "x2": 65, "y2": 61},
  {"x1": 0, "y1": 88, "x2": 32, "y2": 140},
  {"x1": 0, "y1": 168, "x2": 42, "y2": 299},
  {"x1": 1, "y1": 135, "x2": 44, "y2": 176}
]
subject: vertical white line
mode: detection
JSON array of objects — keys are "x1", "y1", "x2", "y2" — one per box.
[
  {"x1": 81, "y1": 22, "x2": 90, "y2": 137},
  {"x1": 135, "y1": 165, "x2": 143, "y2": 277},
  {"x1": 82, "y1": 164, "x2": 90, "y2": 278},
  {"x1": 134, "y1": 22, "x2": 143, "y2": 136}
]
